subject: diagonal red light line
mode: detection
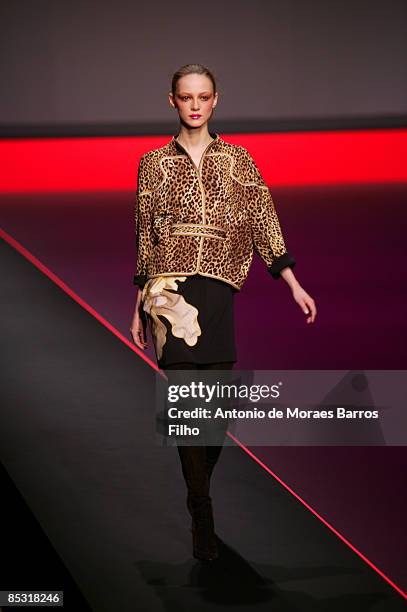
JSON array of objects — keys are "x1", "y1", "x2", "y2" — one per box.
[
  {"x1": 2, "y1": 225, "x2": 406, "y2": 600},
  {"x1": 226, "y1": 431, "x2": 407, "y2": 600},
  {"x1": 0, "y1": 226, "x2": 161, "y2": 374}
]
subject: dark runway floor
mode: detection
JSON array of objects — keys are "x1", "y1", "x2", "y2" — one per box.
[
  {"x1": 1, "y1": 184, "x2": 406, "y2": 594},
  {"x1": 1, "y1": 231, "x2": 406, "y2": 610}
]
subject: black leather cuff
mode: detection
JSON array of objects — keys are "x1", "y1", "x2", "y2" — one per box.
[
  {"x1": 133, "y1": 274, "x2": 147, "y2": 289},
  {"x1": 268, "y1": 252, "x2": 296, "y2": 280}
]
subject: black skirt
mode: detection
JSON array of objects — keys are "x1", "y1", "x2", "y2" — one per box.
[{"x1": 145, "y1": 274, "x2": 237, "y2": 368}]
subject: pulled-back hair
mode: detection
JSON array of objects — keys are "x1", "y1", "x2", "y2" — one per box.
[{"x1": 171, "y1": 64, "x2": 217, "y2": 96}]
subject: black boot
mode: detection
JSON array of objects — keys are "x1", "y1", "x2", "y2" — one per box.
[
  {"x1": 188, "y1": 494, "x2": 218, "y2": 561},
  {"x1": 184, "y1": 445, "x2": 222, "y2": 533},
  {"x1": 177, "y1": 445, "x2": 219, "y2": 561}
]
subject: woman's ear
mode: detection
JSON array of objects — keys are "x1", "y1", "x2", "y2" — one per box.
[{"x1": 168, "y1": 92, "x2": 176, "y2": 110}]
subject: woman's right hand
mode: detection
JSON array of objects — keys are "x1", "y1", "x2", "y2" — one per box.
[{"x1": 130, "y1": 291, "x2": 148, "y2": 350}]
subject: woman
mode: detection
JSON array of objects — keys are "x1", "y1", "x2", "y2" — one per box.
[{"x1": 130, "y1": 64, "x2": 317, "y2": 561}]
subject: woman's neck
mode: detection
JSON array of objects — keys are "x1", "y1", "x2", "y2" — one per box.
[{"x1": 175, "y1": 125, "x2": 214, "y2": 150}]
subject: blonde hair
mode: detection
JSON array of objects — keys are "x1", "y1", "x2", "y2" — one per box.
[{"x1": 171, "y1": 63, "x2": 217, "y2": 97}]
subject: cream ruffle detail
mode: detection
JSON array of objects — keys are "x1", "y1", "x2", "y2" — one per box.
[{"x1": 141, "y1": 276, "x2": 201, "y2": 360}]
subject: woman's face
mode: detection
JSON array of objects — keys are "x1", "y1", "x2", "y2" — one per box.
[{"x1": 169, "y1": 74, "x2": 218, "y2": 128}]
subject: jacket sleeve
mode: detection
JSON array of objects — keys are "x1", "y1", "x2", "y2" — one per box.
[
  {"x1": 243, "y1": 148, "x2": 296, "y2": 280},
  {"x1": 133, "y1": 154, "x2": 154, "y2": 289}
]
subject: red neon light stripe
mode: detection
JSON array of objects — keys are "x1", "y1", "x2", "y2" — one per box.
[
  {"x1": 0, "y1": 128, "x2": 406, "y2": 193},
  {"x1": 1, "y1": 226, "x2": 406, "y2": 600},
  {"x1": 227, "y1": 431, "x2": 407, "y2": 601},
  {"x1": 0, "y1": 227, "x2": 161, "y2": 374}
]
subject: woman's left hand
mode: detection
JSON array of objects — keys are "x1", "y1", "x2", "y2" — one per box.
[{"x1": 291, "y1": 284, "x2": 317, "y2": 324}]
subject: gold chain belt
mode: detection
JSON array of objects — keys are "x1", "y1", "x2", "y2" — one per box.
[{"x1": 170, "y1": 223, "x2": 226, "y2": 240}]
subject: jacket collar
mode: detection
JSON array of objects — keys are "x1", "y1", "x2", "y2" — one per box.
[{"x1": 169, "y1": 131, "x2": 220, "y2": 155}]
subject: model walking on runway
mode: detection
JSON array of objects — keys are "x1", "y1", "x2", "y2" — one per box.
[{"x1": 130, "y1": 63, "x2": 317, "y2": 561}]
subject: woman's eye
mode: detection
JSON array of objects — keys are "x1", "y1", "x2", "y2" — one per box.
[{"x1": 181, "y1": 96, "x2": 209, "y2": 101}]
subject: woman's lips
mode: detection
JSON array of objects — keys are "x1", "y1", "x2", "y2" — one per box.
[{"x1": 190, "y1": 114, "x2": 202, "y2": 119}]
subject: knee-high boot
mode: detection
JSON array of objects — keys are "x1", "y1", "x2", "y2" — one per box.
[{"x1": 177, "y1": 445, "x2": 218, "y2": 561}]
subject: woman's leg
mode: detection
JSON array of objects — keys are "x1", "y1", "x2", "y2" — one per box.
[
  {"x1": 164, "y1": 361, "x2": 223, "y2": 560},
  {"x1": 164, "y1": 362, "x2": 208, "y2": 500},
  {"x1": 198, "y1": 361, "x2": 235, "y2": 479},
  {"x1": 165, "y1": 361, "x2": 235, "y2": 483}
]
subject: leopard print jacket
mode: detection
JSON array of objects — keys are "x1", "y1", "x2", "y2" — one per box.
[{"x1": 133, "y1": 132, "x2": 296, "y2": 291}]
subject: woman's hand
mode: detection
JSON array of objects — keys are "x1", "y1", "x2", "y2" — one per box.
[
  {"x1": 130, "y1": 290, "x2": 148, "y2": 349},
  {"x1": 291, "y1": 284, "x2": 317, "y2": 324}
]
